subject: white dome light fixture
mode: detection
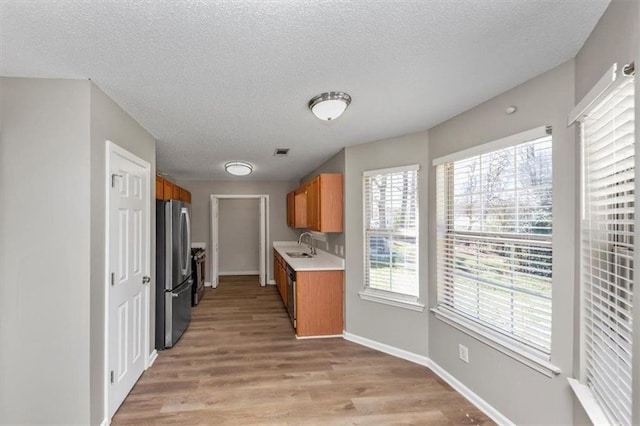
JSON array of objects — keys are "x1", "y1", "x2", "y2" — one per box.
[
  {"x1": 308, "y1": 91, "x2": 352, "y2": 121},
  {"x1": 224, "y1": 161, "x2": 253, "y2": 176}
]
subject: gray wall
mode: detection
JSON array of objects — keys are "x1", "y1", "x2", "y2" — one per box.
[
  {"x1": 427, "y1": 60, "x2": 576, "y2": 425},
  {"x1": 572, "y1": 0, "x2": 638, "y2": 423},
  {"x1": 89, "y1": 83, "x2": 156, "y2": 425},
  {"x1": 175, "y1": 179, "x2": 299, "y2": 282},
  {"x1": 0, "y1": 77, "x2": 156, "y2": 425},
  {"x1": 299, "y1": 148, "x2": 346, "y2": 257},
  {"x1": 344, "y1": 132, "x2": 429, "y2": 356},
  {"x1": 574, "y1": 0, "x2": 637, "y2": 101},
  {"x1": 342, "y1": 5, "x2": 639, "y2": 421},
  {"x1": 0, "y1": 78, "x2": 92, "y2": 424},
  {"x1": 218, "y1": 198, "x2": 260, "y2": 274}
]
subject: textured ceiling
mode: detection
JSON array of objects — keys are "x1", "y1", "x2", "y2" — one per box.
[{"x1": 1, "y1": 0, "x2": 609, "y2": 181}]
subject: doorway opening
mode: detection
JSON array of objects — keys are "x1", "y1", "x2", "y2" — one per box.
[{"x1": 210, "y1": 194, "x2": 269, "y2": 287}]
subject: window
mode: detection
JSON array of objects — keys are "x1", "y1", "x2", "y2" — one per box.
[
  {"x1": 580, "y1": 74, "x2": 634, "y2": 426},
  {"x1": 363, "y1": 165, "x2": 419, "y2": 302},
  {"x1": 435, "y1": 129, "x2": 553, "y2": 358}
]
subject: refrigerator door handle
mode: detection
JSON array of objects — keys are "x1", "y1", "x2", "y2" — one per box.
[
  {"x1": 171, "y1": 280, "x2": 192, "y2": 297},
  {"x1": 180, "y1": 207, "x2": 191, "y2": 276}
]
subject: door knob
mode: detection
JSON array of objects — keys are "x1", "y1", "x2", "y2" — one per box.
[{"x1": 142, "y1": 275, "x2": 151, "y2": 284}]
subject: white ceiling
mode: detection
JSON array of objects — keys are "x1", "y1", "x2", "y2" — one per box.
[{"x1": 1, "y1": 0, "x2": 609, "y2": 181}]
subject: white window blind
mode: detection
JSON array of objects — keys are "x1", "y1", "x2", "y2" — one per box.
[
  {"x1": 581, "y1": 75, "x2": 634, "y2": 426},
  {"x1": 364, "y1": 165, "x2": 419, "y2": 297},
  {"x1": 436, "y1": 134, "x2": 553, "y2": 356}
]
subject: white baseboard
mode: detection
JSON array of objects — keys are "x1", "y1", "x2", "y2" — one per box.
[
  {"x1": 204, "y1": 281, "x2": 212, "y2": 287},
  {"x1": 343, "y1": 331, "x2": 430, "y2": 367},
  {"x1": 147, "y1": 349, "x2": 158, "y2": 369},
  {"x1": 426, "y1": 358, "x2": 515, "y2": 426},
  {"x1": 218, "y1": 270, "x2": 260, "y2": 276},
  {"x1": 267, "y1": 279, "x2": 276, "y2": 285},
  {"x1": 296, "y1": 333, "x2": 343, "y2": 340},
  {"x1": 99, "y1": 418, "x2": 109, "y2": 426},
  {"x1": 342, "y1": 331, "x2": 514, "y2": 426}
]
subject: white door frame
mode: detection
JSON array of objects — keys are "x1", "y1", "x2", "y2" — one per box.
[
  {"x1": 104, "y1": 141, "x2": 153, "y2": 423},
  {"x1": 210, "y1": 194, "x2": 270, "y2": 287}
]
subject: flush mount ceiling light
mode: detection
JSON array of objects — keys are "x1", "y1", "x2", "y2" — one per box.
[
  {"x1": 224, "y1": 161, "x2": 253, "y2": 176},
  {"x1": 308, "y1": 91, "x2": 352, "y2": 121}
]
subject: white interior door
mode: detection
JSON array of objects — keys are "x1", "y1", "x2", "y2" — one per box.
[
  {"x1": 210, "y1": 196, "x2": 219, "y2": 288},
  {"x1": 108, "y1": 144, "x2": 150, "y2": 418},
  {"x1": 259, "y1": 197, "x2": 266, "y2": 286}
]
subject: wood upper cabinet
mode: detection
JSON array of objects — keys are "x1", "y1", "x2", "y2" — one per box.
[
  {"x1": 306, "y1": 174, "x2": 342, "y2": 232},
  {"x1": 286, "y1": 173, "x2": 342, "y2": 232},
  {"x1": 286, "y1": 191, "x2": 295, "y2": 227},
  {"x1": 179, "y1": 187, "x2": 191, "y2": 203},
  {"x1": 155, "y1": 175, "x2": 164, "y2": 199},
  {"x1": 286, "y1": 187, "x2": 309, "y2": 229},
  {"x1": 306, "y1": 177, "x2": 319, "y2": 230},
  {"x1": 156, "y1": 175, "x2": 192, "y2": 202},
  {"x1": 293, "y1": 187, "x2": 307, "y2": 228},
  {"x1": 162, "y1": 179, "x2": 175, "y2": 200}
]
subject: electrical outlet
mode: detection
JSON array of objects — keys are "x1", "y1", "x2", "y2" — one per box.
[
  {"x1": 458, "y1": 344, "x2": 469, "y2": 363},
  {"x1": 339, "y1": 245, "x2": 344, "y2": 256}
]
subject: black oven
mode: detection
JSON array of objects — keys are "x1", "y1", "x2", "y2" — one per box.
[{"x1": 191, "y1": 248, "x2": 206, "y2": 305}]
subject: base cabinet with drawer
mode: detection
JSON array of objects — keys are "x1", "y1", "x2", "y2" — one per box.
[{"x1": 273, "y1": 249, "x2": 343, "y2": 337}]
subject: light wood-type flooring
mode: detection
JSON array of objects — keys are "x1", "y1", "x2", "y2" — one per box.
[{"x1": 112, "y1": 275, "x2": 494, "y2": 425}]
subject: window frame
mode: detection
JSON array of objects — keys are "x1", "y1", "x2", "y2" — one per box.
[
  {"x1": 359, "y1": 164, "x2": 424, "y2": 312},
  {"x1": 431, "y1": 126, "x2": 560, "y2": 377}
]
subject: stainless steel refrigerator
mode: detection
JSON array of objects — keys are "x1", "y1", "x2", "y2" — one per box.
[{"x1": 155, "y1": 199, "x2": 192, "y2": 349}]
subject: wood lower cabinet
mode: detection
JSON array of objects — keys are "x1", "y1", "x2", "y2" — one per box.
[
  {"x1": 296, "y1": 270, "x2": 344, "y2": 337},
  {"x1": 273, "y1": 249, "x2": 287, "y2": 305},
  {"x1": 273, "y1": 248, "x2": 344, "y2": 337}
]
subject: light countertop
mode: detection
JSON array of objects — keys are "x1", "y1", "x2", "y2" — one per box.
[{"x1": 273, "y1": 241, "x2": 345, "y2": 271}]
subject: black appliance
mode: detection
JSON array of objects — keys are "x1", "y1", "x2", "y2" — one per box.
[
  {"x1": 191, "y1": 247, "x2": 206, "y2": 305},
  {"x1": 155, "y1": 199, "x2": 192, "y2": 350},
  {"x1": 286, "y1": 264, "x2": 296, "y2": 328}
]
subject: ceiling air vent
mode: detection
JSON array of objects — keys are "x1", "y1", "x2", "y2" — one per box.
[{"x1": 274, "y1": 148, "x2": 290, "y2": 157}]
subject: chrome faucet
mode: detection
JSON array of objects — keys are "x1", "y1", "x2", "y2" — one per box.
[{"x1": 298, "y1": 232, "x2": 317, "y2": 255}]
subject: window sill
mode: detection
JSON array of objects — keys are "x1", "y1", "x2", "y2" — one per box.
[
  {"x1": 431, "y1": 307, "x2": 561, "y2": 378},
  {"x1": 358, "y1": 289, "x2": 425, "y2": 312},
  {"x1": 567, "y1": 378, "x2": 610, "y2": 426}
]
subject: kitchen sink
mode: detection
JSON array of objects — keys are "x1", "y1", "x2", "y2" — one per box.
[{"x1": 286, "y1": 252, "x2": 313, "y2": 258}]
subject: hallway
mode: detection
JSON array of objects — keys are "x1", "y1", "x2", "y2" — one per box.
[{"x1": 112, "y1": 276, "x2": 493, "y2": 425}]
